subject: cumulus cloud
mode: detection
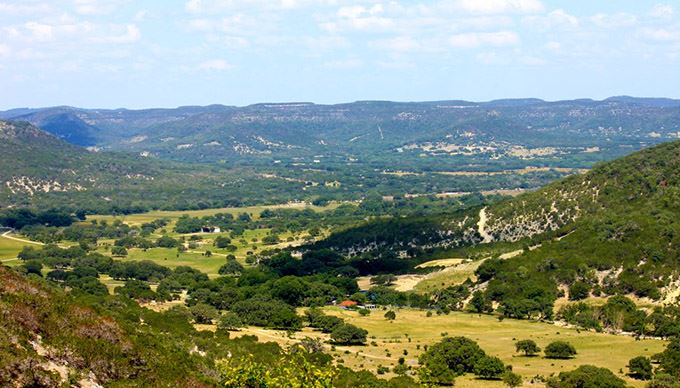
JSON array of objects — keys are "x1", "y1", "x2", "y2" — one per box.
[
  {"x1": 649, "y1": 4, "x2": 674, "y2": 20},
  {"x1": 523, "y1": 9, "x2": 579, "y2": 30},
  {"x1": 453, "y1": 0, "x2": 544, "y2": 15},
  {"x1": 450, "y1": 31, "x2": 520, "y2": 48},
  {"x1": 197, "y1": 59, "x2": 232, "y2": 71},
  {"x1": 640, "y1": 27, "x2": 680, "y2": 42},
  {"x1": 590, "y1": 13, "x2": 637, "y2": 29},
  {"x1": 323, "y1": 58, "x2": 363, "y2": 69},
  {"x1": 93, "y1": 24, "x2": 141, "y2": 44}
]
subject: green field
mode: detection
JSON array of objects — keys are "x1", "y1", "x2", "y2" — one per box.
[
  {"x1": 228, "y1": 307, "x2": 665, "y2": 387},
  {"x1": 87, "y1": 202, "x2": 344, "y2": 228},
  {"x1": 0, "y1": 233, "x2": 38, "y2": 264}
]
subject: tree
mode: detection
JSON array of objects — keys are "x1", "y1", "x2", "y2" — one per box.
[
  {"x1": 469, "y1": 290, "x2": 493, "y2": 313},
  {"x1": 502, "y1": 371, "x2": 523, "y2": 387},
  {"x1": 568, "y1": 282, "x2": 591, "y2": 301},
  {"x1": 546, "y1": 365, "x2": 625, "y2": 388},
  {"x1": 22, "y1": 260, "x2": 43, "y2": 276},
  {"x1": 330, "y1": 323, "x2": 368, "y2": 345},
  {"x1": 111, "y1": 246, "x2": 128, "y2": 257},
  {"x1": 515, "y1": 339, "x2": 541, "y2": 356},
  {"x1": 473, "y1": 356, "x2": 506, "y2": 379},
  {"x1": 214, "y1": 236, "x2": 232, "y2": 248},
  {"x1": 418, "y1": 337, "x2": 486, "y2": 384},
  {"x1": 156, "y1": 235, "x2": 179, "y2": 248},
  {"x1": 545, "y1": 341, "x2": 577, "y2": 359},
  {"x1": 217, "y1": 312, "x2": 243, "y2": 331},
  {"x1": 628, "y1": 356, "x2": 652, "y2": 380},
  {"x1": 218, "y1": 259, "x2": 244, "y2": 276},
  {"x1": 384, "y1": 310, "x2": 396, "y2": 320},
  {"x1": 370, "y1": 274, "x2": 397, "y2": 286},
  {"x1": 659, "y1": 338, "x2": 680, "y2": 378},
  {"x1": 190, "y1": 303, "x2": 218, "y2": 324}
]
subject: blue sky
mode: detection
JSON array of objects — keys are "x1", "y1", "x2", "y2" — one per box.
[{"x1": 0, "y1": 0, "x2": 679, "y2": 109}]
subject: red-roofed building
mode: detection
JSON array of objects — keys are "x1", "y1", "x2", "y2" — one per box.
[{"x1": 338, "y1": 300, "x2": 358, "y2": 308}]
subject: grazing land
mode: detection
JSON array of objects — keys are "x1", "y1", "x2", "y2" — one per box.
[{"x1": 223, "y1": 307, "x2": 665, "y2": 387}]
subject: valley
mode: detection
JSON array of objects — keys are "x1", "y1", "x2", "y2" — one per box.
[{"x1": 3, "y1": 98, "x2": 680, "y2": 387}]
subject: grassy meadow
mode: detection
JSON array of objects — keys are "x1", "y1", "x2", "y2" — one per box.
[{"x1": 226, "y1": 307, "x2": 665, "y2": 387}]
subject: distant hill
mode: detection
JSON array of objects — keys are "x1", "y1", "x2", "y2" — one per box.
[
  {"x1": 0, "y1": 120, "x2": 303, "y2": 212},
  {"x1": 3, "y1": 98, "x2": 680, "y2": 166}
]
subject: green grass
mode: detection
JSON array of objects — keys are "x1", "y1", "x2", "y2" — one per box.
[
  {"x1": 320, "y1": 307, "x2": 664, "y2": 387},
  {"x1": 87, "y1": 202, "x2": 342, "y2": 228},
  {"x1": 0, "y1": 236, "x2": 30, "y2": 263}
]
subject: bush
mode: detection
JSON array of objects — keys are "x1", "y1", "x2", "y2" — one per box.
[
  {"x1": 418, "y1": 336, "x2": 486, "y2": 384},
  {"x1": 545, "y1": 341, "x2": 577, "y2": 359},
  {"x1": 217, "y1": 312, "x2": 244, "y2": 331},
  {"x1": 515, "y1": 339, "x2": 541, "y2": 356},
  {"x1": 502, "y1": 371, "x2": 523, "y2": 387},
  {"x1": 111, "y1": 246, "x2": 128, "y2": 257},
  {"x1": 190, "y1": 303, "x2": 218, "y2": 324},
  {"x1": 384, "y1": 311, "x2": 396, "y2": 320},
  {"x1": 330, "y1": 323, "x2": 368, "y2": 345},
  {"x1": 546, "y1": 365, "x2": 625, "y2": 388},
  {"x1": 627, "y1": 356, "x2": 652, "y2": 380},
  {"x1": 568, "y1": 282, "x2": 591, "y2": 301},
  {"x1": 473, "y1": 356, "x2": 506, "y2": 380}
]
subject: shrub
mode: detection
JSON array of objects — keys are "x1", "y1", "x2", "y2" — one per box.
[
  {"x1": 330, "y1": 323, "x2": 368, "y2": 345},
  {"x1": 473, "y1": 356, "x2": 506, "y2": 380},
  {"x1": 545, "y1": 341, "x2": 577, "y2": 359},
  {"x1": 627, "y1": 356, "x2": 652, "y2": 380},
  {"x1": 190, "y1": 303, "x2": 218, "y2": 324},
  {"x1": 515, "y1": 339, "x2": 541, "y2": 356},
  {"x1": 546, "y1": 365, "x2": 625, "y2": 388}
]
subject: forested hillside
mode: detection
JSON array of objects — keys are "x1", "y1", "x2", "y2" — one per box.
[
  {"x1": 0, "y1": 120, "x2": 302, "y2": 213},
  {"x1": 299, "y1": 139, "x2": 680, "y2": 323}
]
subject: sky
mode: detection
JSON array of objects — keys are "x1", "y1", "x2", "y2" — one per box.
[{"x1": 1, "y1": 0, "x2": 680, "y2": 109}]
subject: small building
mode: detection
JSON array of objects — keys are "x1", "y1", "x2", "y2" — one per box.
[
  {"x1": 201, "y1": 226, "x2": 221, "y2": 233},
  {"x1": 338, "y1": 300, "x2": 358, "y2": 309}
]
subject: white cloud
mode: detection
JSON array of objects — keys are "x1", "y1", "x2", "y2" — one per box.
[
  {"x1": 306, "y1": 36, "x2": 350, "y2": 51},
  {"x1": 449, "y1": 31, "x2": 519, "y2": 48},
  {"x1": 640, "y1": 27, "x2": 680, "y2": 42},
  {"x1": 544, "y1": 41, "x2": 561, "y2": 52},
  {"x1": 0, "y1": 43, "x2": 10, "y2": 57},
  {"x1": 523, "y1": 9, "x2": 579, "y2": 31},
  {"x1": 590, "y1": 13, "x2": 637, "y2": 29},
  {"x1": 454, "y1": 0, "x2": 544, "y2": 15},
  {"x1": 74, "y1": 0, "x2": 129, "y2": 15},
  {"x1": 326, "y1": 4, "x2": 394, "y2": 32},
  {"x1": 24, "y1": 22, "x2": 54, "y2": 41},
  {"x1": 185, "y1": 0, "x2": 202, "y2": 13},
  {"x1": 323, "y1": 58, "x2": 363, "y2": 69},
  {"x1": 94, "y1": 24, "x2": 141, "y2": 44},
  {"x1": 197, "y1": 59, "x2": 232, "y2": 71},
  {"x1": 0, "y1": 2, "x2": 51, "y2": 14},
  {"x1": 370, "y1": 36, "x2": 422, "y2": 52},
  {"x1": 649, "y1": 4, "x2": 674, "y2": 20}
]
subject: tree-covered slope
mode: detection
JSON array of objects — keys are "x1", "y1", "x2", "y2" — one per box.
[
  {"x1": 302, "y1": 140, "x2": 680, "y2": 313},
  {"x1": 0, "y1": 120, "x2": 303, "y2": 212}
]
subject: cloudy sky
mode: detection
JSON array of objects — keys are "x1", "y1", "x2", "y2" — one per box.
[{"x1": 1, "y1": 0, "x2": 679, "y2": 109}]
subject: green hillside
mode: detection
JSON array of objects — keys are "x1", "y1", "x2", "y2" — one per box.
[
  {"x1": 300, "y1": 139, "x2": 680, "y2": 328},
  {"x1": 0, "y1": 120, "x2": 304, "y2": 213}
]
